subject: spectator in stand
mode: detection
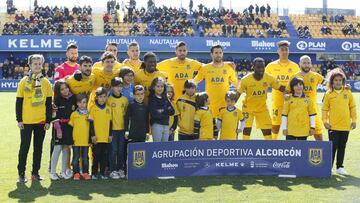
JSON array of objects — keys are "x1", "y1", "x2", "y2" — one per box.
[
  {"x1": 266, "y1": 4, "x2": 271, "y2": 17},
  {"x1": 255, "y1": 4, "x2": 259, "y2": 16},
  {"x1": 322, "y1": 15, "x2": 328, "y2": 23},
  {"x1": 298, "y1": 25, "x2": 312, "y2": 39}
]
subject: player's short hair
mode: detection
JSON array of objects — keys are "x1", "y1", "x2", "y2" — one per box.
[
  {"x1": 119, "y1": 66, "x2": 135, "y2": 78},
  {"x1": 128, "y1": 42, "x2": 139, "y2": 49},
  {"x1": 211, "y1": 45, "x2": 223, "y2": 53},
  {"x1": 66, "y1": 43, "x2": 78, "y2": 51},
  {"x1": 176, "y1": 41, "x2": 187, "y2": 49},
  {"x1": 253, "y1": 57, "x2": 265, "y2": 64},
  {"x1": 277, "y1": 40, "x2": 290, "y2": 48},
  {"x1": 76, "y1": 93, "x2": 88, "y2": 103},
  {"x1": 225, "y1": 91, "x2": 239, "y2": 101},
  {"x1": 289, "y1": 77, "x2": 305, "y2": 93},
  {"x1": 95, "y1": 87, "x2": 108, "y2": 97},
  {"x1": 133, "y1": 85, "x2": 145, "y2": 94},
  {"x1": 327, "y1": 68, "x2": 346, "y2": 91},
  {"x1": 79, "y1": 55, "x2": 93, "y2": 65},
  {"x1": 100, "y1": 51, "x2": 117, "y2": 62},
  {"x1": 28, "y1": 54, "x2": 45, "y2": 65},
  {"x1": 195, "y1": 92, "x2": 209, "y2": 108},
  {"x1": 299, "y1": 55, "x2": 311, "y2": 63},
  {"x1": 105, "y1": 42, "x2": 118, "y2": 50},
  {"x1": 111, "y1": 77, "x2": 123, "y2": 87}
]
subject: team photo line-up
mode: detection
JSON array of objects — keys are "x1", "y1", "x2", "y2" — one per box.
[{"x1": 15, "y1": 39, "x2": 357, "y2": 183}]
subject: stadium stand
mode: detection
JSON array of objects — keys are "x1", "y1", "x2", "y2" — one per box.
[
  {"x1": 290, "y1": 14, "x2": 360, "y2": 39},
  {"x1": 2, "y1": 5, "x2": 93, "y2": 35}
]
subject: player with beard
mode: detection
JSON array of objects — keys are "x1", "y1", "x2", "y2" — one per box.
[
  {"x1": 157, "y1": 42, "x2": 202, "y2": 101},
  {"x1": 55, "y1": 43, "x2": 79, "y2": 80},
  {"x1": 193, "y1": 45, "x2": 237, "y2": 118},
  {"x1": 122, "y1": 42, "x2": 142, "y2": 72},
  {"x1": 67, "y1": 56, "x2": 95, "y2": 95},
  {"x1": 286, "y1": 55, "x2": 325, "y2": 141}
]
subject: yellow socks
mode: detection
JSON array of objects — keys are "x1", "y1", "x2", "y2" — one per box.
[
  {"x1": 243, "y1": 135, "x2": 250, "y2": 140},
  {"x1": 264, "y1": 135, "x2": 272, "y2": 140},
  {"x1": 272, "y1": 133, "x2": 278, "y2": 140}
]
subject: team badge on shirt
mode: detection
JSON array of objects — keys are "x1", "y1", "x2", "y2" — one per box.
[
  {"x1": 344, "y1": 94, "x2": 348, "y2": 99},
  {"x1": 112, "y1": 103, "x2": 116, "y2": 108},
  {"x1": 288, "y1": 68, "x2": 293, "y2": 73},
  {"x1": 308, "y1": 148, "x2": 323, "y2": 166},
  {"x1": 262, "y1": 82, "x2": 268, "y2": 87},
  {"x1": 223, "y1": 69, "x2": 227, "y2": 74},
  {"x1": 133, "y1": 150, "x2": 146, "y2": 168},
  {"x1": 310, "y1": 78, "x2": 314, "y2": 83},
  {"x1": 187, "y1": 65, "x2": 191, "y2": 70}
]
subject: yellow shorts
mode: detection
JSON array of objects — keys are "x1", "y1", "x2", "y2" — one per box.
[
  {"x1": 314, "y1": 114, "x2": 323, "y2": 135},
  {"x1": 271, "y1": 104, "x2": 283, "y2": 126},
  {"x1": 243, "y1": 109, "x2": 272, "y2": 129}
]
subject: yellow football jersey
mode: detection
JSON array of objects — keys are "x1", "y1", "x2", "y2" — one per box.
[
  {"x1": 282, "y1": 95, "x2": 317, "y2": 136},
  {"x1": 265, "y1": 59, "x2": 300, "y2": 107},
  {"x1": 194, "y1": 107, "x2": 215, "y2": 140},
  {"x1": 176, "y1": 93, "x2": 197, "y2": 135},
  {"x1": 88, "y1": 66, "x2": 120, "y2": 108},
  {"x1": 16, "y1": 76, "x2": 53, "y2": 124},
  {"x1": 88, "y1": 104, "x2": 112, "y2": 143},
  {"x1": 107, "y1": 95, "x2": 128, "y2": 130},
  {"x1": 219, "y1": 107, "x2": 244, "y2": 140},
  {"x1": 193, "y1": 63, "x2": 237, "y2": 117},
  {"x1": 286, "y1": 71, "x2": 324, "y2": 103},
  {"x1": 123, "y1": 58, "x2": 142, "y2": 72},
  {"x1": 238, "y1": 73, "x2": 280, "y2": 112},
  {"x1": 322, "y1": 89, "x2": 357, "y2": 131},
  {"x1": 134, "y1": 69, "x2": 167, "y2": 103},
  {"x1": 69, "y1": 111, "x2": 90, "y2": 146},
  {"x1": 66, "y1": 74, "x2": 95, "y2": 95},
  {"x1": 157, "y1": 57, "x2": 202, "y2": 101}
]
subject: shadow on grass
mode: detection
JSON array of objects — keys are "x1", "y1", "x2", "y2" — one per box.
[{"x1": 8, "y1": 174, "x2": 360, "y2": 201}]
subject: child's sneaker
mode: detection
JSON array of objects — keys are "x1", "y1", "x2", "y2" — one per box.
[
  {"x1": 100, "y1": 175, "x2": 108, "y2": 180},
  {"x1": 31, "y1": 174, "x2": 44, "y2": 181},
  {"x1": 18, "y1": 175, "x2": 27, "y2": 183},
  {"x1": 73, "y1": 173, "x2": 81, "y2": 180},
  {"x1": 49, "y1": 173, "x2": 60, "y2": 181},
  {"x1": 110, "y1": 171, "x2": 120, "y2": 179},
  {"x1": 65, "y1": 169, "x2": 73, "y2": 177},
  {"x1": 336, "y1": 167, "x2": 348, "y2": 176},
  {"x1": 117, "y1": 170, "x2": 126, "y2": 179},
  {"x1": 91, "y1": 174, "x2": 98, "y2": 180},
  {"x1": 60, "y1": 172, "x2": 72, "y2": 180},
  {"x1": 83, "y1": 173, "x2": 91, "y2": 180}
]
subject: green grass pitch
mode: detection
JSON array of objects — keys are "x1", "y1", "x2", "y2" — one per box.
[{"x1": 1, "y1": 92, "x2": 359, "y2": 202}]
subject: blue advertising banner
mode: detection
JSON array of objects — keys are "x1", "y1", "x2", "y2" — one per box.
[
  {"x1": 127, "y1": 140, "x2": 332, "y2": 180},
  {"x1": 1, "y1": 35, "x2": 360, "y2": 53},
  {"x1": 1, "y1": 79, "x2": 359, "y2": 92},
  {"x1": 0, "y1": 79, "x2": 54, "y2": 91}
]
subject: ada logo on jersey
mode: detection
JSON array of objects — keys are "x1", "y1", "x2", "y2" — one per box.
[
  {"x1": 296, "y1": 41, "x2": 326, "y2": 51},
  {"x1": 133, "y1": 150, "x2": 146, "y2": 168},
  {"x1": 308, "y1": 148, "x2": 323, "y2": 166}
]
